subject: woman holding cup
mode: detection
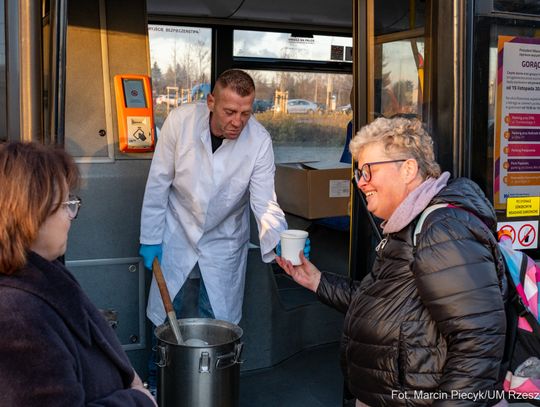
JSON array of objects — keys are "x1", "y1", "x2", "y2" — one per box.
[{"x1": 276, "y1": 117, "x2": 507, "y2": 406}]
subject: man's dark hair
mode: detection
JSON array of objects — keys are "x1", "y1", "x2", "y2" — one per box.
[{"x1": 215, "y1": 69, "x2": 255, "y2": 97}]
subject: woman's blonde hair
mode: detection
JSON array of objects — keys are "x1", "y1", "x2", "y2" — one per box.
[
  {"x1": 0, "y1": 142, "x2": 79, "y2": 275},
  {"x1": 349, "y1": 117, "x2": 441, "y2": 179}
]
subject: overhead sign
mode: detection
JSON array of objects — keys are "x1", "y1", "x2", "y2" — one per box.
[
  {"x1": 498, "y1": 220, "x2": 539, "y2": 250},
  {"x1": 506, "y1": 196, "x2": 540, "y2": 217},
  {"x1": 345, "y1": 46, "x2": 353, "y2": 62},
  {"x1": 330, "y1": 45, "x2": 344, "y2": 61}
]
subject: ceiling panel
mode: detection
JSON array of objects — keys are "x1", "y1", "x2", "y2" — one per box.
[{"x1": 147, "y1": 0, "x2": 352, "y2": 29}]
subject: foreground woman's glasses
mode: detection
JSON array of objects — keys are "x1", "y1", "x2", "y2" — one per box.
[
  {"x1": 62, "y1": 195, "x2": 82, "y2": 219},
  {"x1": 353, "y1": 159, "x2": 406, "y2": 184}
]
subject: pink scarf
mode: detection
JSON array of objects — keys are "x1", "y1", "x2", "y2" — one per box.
[{"x1": 382, "y1": 172, "x2": 450, "y2": 234}]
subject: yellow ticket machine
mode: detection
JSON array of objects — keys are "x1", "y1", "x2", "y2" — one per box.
[{"x1": 114, "y1": 74, "x2": 155, "y2": 152}]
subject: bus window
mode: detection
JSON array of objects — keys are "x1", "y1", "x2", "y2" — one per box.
[
  {"x1": 371, "y1": 0, "x2": 425, "y2": 122},
  {"x1": 245, "y1": 70, "x2": 352, "y2": 163},
  {"x1": 374, "y1": 0, "x2": 426, "y2": 36},
  {"x1": 374, "y1": 39, "x2": 424, "y2": 119},
  {"x1": 149, "y1": 25, "x2": 352, "y2": 163},
  {"x1": 493, "y1": 0, "x2": 540, "y2": 15},
  {"x1": 486, "y1": 21, "x2": 540, "y2": 210},
  {"x1": 235, "y1": 29, "x2": 352, "y2": 163},
  {"x1": 148, "y1": 24, "x2": 212, "y2": 130},
  {"x1": 470, "y1": 12, "x2": 540, "y2": 261}
]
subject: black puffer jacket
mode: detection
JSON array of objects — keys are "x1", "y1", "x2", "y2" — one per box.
[{"x1": 317, "y1": 178, "x2": 506, "y2": 406}]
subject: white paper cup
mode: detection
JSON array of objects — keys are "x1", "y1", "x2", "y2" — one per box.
[{"x1": 280, "y1": 229, "x2": 309, "y2": 266}]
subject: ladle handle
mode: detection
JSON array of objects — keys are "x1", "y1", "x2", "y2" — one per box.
[
  {"x1": 153, "y1": 257, "x2": 174, "y2": 314},
  {"x1": 152, "y1": 257, "x2": 183, "y2": 345}
]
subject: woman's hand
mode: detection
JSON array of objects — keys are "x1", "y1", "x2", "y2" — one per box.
[
  {"x1": 275, "y1": 251, "x2": 321, "y2": 292},
  {"x1": 130, "y1": 371, "x2": 157, "y2": 406}
]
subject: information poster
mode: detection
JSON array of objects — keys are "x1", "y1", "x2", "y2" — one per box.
[{"x1": 494, "y1": 36, "x2": 540, "y2": 209}]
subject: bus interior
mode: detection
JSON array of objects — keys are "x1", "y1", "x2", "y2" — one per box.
[{"x1": 2, "y1": 0, "x2": 540, "y2": 406}]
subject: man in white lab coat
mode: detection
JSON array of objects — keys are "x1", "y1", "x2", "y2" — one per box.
[{"x1": 139, "y1": 69, "x2": 290, "y2": 326}]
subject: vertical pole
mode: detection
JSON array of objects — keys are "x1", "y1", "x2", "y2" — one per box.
[
  {"x1": 19, "y1": 0, "x2": 43, "y2": 142},
  {"x1": 5, "y1": 0, "x2": 21, "y2": 140},
  {"x1": 48, "y1": 0, "x2": 68, "y2": 146}
]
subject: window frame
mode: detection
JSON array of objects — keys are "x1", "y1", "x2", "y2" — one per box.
[
  {"x1": 147, "y1": 19, "x2": 354, "y2": 164},
  {"x1": 231, "y1": 27, "x2": 353, "y2": 75},
  {"x1": 147, "y1": 17, "x2": 353, "y2": 81}
]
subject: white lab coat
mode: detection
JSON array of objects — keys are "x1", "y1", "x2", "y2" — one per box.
[{"x1": 141, "y1": 103, "x2": 287, "y2": 325}]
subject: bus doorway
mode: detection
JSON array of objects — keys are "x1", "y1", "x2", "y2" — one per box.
[
  {"x1": 2, "y1": 0, "x2": 354, "y2": 405},
  {"x1": 5, "y1": 0, "x2": 538, "y2": 405},
  {"x1": 351, "y1": 0, "x2": 429, "y2": 283},
  {"x1": 470, "y1": 1, "x2": 540, "y2": 262}
]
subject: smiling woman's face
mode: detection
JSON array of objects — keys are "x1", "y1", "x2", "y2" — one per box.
[{"x1": 355, "y1": 142, "x2": 411, "y2": 220}]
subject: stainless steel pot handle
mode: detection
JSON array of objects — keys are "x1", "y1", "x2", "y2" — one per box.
[
  {"x1": 155, "y1": 344, "x2": 168, "y2": 368},
  {"x1": 215, "y1": 342, "x2": 244, "y2": 370},
  {"x1": 199, "y1": 352, "x2": 211, "y2": 373}
]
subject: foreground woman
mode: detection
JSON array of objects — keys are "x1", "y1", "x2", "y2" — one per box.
[
  {"x1": 0, "y1": 142, "x2": 156, "y2": 406},
  {"x1": 277, "y1": 117, "x2": 507, "y2": 406}
]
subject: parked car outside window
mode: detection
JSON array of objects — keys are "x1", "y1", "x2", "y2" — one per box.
[
  {"x1": 336, "y1": 104, "x2": 352, "y2": 114},
  {"x1": 253, "y1": 99, "x2": 273, "y2": 113},
  {"x1": 155, "y1": 94, "x2": 177, "y2": 106},
  {"x1": 287, "y1": 99, "x2": 319, "y2": 114}
]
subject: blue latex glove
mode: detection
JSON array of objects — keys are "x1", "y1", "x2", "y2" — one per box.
[
  {"x1": 276, "y1": 238, "x2": 311, "y2": 260},
  {"x1": 139, "y1": 244, "x2": 163, "y2": 270}
]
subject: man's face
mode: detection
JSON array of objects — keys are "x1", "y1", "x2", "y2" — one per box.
[{"x1": 207, "y1": 86, "x2": 255, "y2": 140}]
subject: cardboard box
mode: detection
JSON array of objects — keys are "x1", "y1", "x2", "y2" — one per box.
[{"x1": 275, "y1": 161, "x2": 351, "y2": 219}]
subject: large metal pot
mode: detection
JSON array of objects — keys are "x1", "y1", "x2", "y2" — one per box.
[{"x1": 155, "y1": 318, "x2": 243, "y2": 407}]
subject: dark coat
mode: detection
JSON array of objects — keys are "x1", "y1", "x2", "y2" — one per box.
[
  {"x1": 0, "y1": 252, "x2": 155, "y2": 406},
  {"x1": 318, "y1": 178, "x2": 507, "y2": 406}
]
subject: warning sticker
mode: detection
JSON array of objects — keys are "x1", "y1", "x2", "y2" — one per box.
[
  {"x1": 497, "y1": 220, "x2": 539, "y2": 250},
  {"x1": 518, "y1": 223, "x2": 536, "y2": 248},
  {"x1": 506, "y1": 196, "x2": 540, "y2": 217},
  {"x1": 498, "y1": 224, "x2": 516, "y2": 243}
]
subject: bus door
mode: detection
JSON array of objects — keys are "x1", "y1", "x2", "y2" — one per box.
[
  {"x1": 350, "y1": 0, "x2": 428, "y2": 281},
  {"x1": 470, "y1": 0, "x2": 540, "y2": 260}
]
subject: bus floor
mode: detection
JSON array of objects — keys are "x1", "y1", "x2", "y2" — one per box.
[
  {"x1": 239, "y1": 341, "x2": 537, "y2": 407},
  {"x1": 239, "y1": 342, "x2": 344, "y2": 407}
]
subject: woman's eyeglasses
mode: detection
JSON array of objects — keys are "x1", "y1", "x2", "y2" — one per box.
[
  {"x1": 62, "y1": 195, "x2": 82, "y2": 219},
  {"x1": 353, "y1": 159, "x2": 406, "y2": 184}
]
